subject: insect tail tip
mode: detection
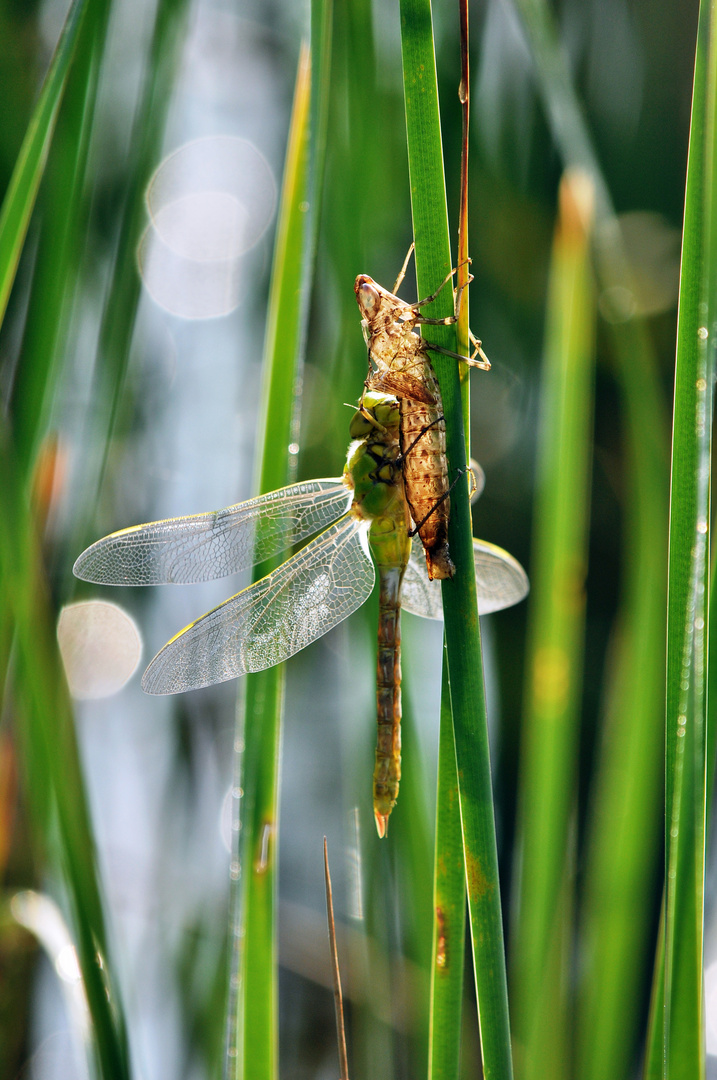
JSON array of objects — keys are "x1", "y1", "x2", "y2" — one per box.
[{"x1": 374, "y1": 811, "x2": 389, "y2": 838}]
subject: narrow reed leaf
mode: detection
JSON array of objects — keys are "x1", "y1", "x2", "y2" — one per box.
[
  {"x1": 226, "y1": 43, "x2": 314, "y2": 1080},
  {"x1": 510, "y1": 171, "x2": 595, "y2": 1080},
  {"x1": 399, "y1": 3, "x2": 513, "y2": 1077},
  {"x1": 661, "y1": 2, "x2": 717, "y2": 1074},
  {"x1": 0, "y1": 0, "x2": 91, "y2": 328},
  {"x1": 428, "y1": 655, "x2": 466, "y2": 1080},
  {"x1": 455, "y1": 0, "x2": 471, "y2": 442},
  {"x1": 253, "y1": 44, "x2": 313, "y2": 501},
  {"x1": 708, "y1": 543, "x2": 717, "y2": 808},
  {"x1": 77, "y1": 0, "x2": 190, "y2": 522},
  {"x1": 0, "y1": 420, "x2": 130, "y2": 1080},
  {"x1": 11, "y1": 0, "x2": 112, "y2": 480},
  {"x1": 429, "y1": 8, "x2": 469, "y2": 1074}
]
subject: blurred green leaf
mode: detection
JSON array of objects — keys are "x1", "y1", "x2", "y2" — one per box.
[
  {"x1": 510, "y1": 170, "x2": 595, "y2": 1080},
  {"x1": 11, "y1": 0, "x2": 112, "y2": 480},
  {"x1": 76, "y1": 0, "x2": 191, "y2": 533},
  {"x1": 0, "y1": 419, "x2": 130, "y2": 1080},
  {"x1": 0, "y1": 0, "x2": 93, "y2": 329}
]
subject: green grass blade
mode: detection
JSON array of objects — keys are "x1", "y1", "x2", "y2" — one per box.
[
  {"x1": 428, "y1": 13, "x2": 469, "y2": 1074},
  {"x1": 398, "y1": 4, "x2": 513, "y2": 1077},
  {"x1": 253, "y1": 49, "x2": 313, "y2": 501},
  {"x1": 226, "y1": 41, "x2": 316, "y2": 1080},
  {"x1": 72, "y1": 0, "x2": 190, "y2": 537},
  {"x1": 10, "y1": 0, "x2": 111, "y2": 480},
  {"x1": 509, "y1": 171, "x2": 595, "y2": 1080},
  {"x1": 0, "y1": 0, "x2": 92, "y2": 329},
  {"x1": 0, "y1": 421, "x2": 130, "y2": 1080},
  {"x1": 708, "y1": 541, "x2": 717, "y2": 809},
  {"x1": 428, "y1": 653, "x2": 466, "y2": 1080},
  {"x1": 661, "y1": 2, "x2": 717, "y2": 1074}
]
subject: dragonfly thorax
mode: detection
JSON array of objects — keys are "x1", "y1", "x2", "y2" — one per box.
[{"x1": 345, "y1": 393, "x2": 406, "y2": 523}]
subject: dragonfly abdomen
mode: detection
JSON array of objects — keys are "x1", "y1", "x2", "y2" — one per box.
[{"x1": 374, "y1": 565, "x2": 403, "y2": 838}]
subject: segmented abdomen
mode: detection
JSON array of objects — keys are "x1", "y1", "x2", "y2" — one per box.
[
  {"x1": 400, "y1": 356, "x2": 455, "y2": 581},
  {"x1": 373, "y1": 566, "x2": 403, "y2": 838}
]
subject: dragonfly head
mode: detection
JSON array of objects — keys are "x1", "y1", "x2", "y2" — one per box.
[
  {"x1": 354, "y1": 275, "x2": 382, "y2": 319},
  {"x1": 348, "y1": 392, "x2": 400, "y2": 440}
]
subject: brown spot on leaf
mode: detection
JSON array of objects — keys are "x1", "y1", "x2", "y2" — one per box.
[
  {"x1": 436, "y1": 907, "x2": 447, "y2": 968},
  {"x1": 465, "y1": 850, "x2": 492, "y2": 900}
]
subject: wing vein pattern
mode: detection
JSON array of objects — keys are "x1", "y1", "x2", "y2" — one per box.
[
  {"x1": 73, "y1": 479, "x2": 350, "y2": 585},
  {"x1": 142, "y1": 514, "x2": 374, "y2": 694}
]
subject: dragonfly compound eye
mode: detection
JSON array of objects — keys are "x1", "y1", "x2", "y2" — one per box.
[{"x1": 355, "y1": 277, "x2": 380, "y2": 315}]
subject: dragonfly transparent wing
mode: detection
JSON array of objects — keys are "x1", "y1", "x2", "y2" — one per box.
[
  {"x1": 73, "y1": 479, "x2": 351, "y2": 585},
  {"x1": 142, "y1": 513, "x2": 374, "y2": 694},
  {"x1": 400, "y1": 536, "x2": 444, "y2": 619},
  {"x1": 401, "y1": 534, "x2": 529, "y2": 620},
  {"x1": 471, "y1": 538, "x2": 529, "y2": 613},
  {"x1": 469, "y1": 459, "x2": 486, "y2": 504}
]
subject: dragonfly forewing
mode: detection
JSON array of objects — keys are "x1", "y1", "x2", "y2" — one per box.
[
  {"x1": 73, "y1": 479, "x2": 351, "y2": 585},
  {"x1": 400, "y1": 535, "x2": 529, "y2": 620},
  {"x1": 141, "y1": 513, "x2": 374, "y2": 694}
]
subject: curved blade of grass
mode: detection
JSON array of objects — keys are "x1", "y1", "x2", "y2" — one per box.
[
  {"x1": 68, "y1": 0, "x2": 190, "y2": 559},
  {"x1": 398, "y1": 3, "x2": 513, "y2": 1077},
  {"x1": 10, "y1": 0, "x2": 112, "y2": 481},
  {"x1": 509, "y1": 170, "x2": 595, "y2": 1080},
  {"x1": 510, "y1": 4, "x2": 669, "y2": 1075},
  {"x1": 0, "y1": 3, "x2": 130, "y2": 1075},
  {"x1": 661, "y1": 2, "x2": 717, "y2": 1073},
  {"x1": 0, "y1": 0, "x2": 92, "y2": 329},
  {"x1": 226, "y1": 25, "x2": 329, "y2": 1075},
  {"x1": 0, "y1": 419, "x2": 130, "y2": 1080}
]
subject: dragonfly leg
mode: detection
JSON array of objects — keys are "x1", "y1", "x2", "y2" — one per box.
[
  {"x1": 425, "y1": 341, "x2": 491, "y2": 371},
  {"x1": 392, "y1": 242, "x2": 416, "y2": 294},
  {"x1": 468, "y1": 330, "x2": 491, "y2": 368},
  {"x1": 411, "y1": 262, "x2": 490, "y2": 369},
  {"x1": 412, "y1": 262, "x2": 460, "y2": 309},
  {"x1": 412, "y1": 271, "x2": 474, "y2": 326}
]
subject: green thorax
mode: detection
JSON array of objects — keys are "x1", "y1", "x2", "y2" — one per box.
[{"x1": 344, "y1": 392, "x2": 411, "y2": 570}]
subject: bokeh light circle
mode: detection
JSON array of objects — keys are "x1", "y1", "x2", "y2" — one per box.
[{"x1": 57, "y1": 600, "x2": 142, "y2": 700}]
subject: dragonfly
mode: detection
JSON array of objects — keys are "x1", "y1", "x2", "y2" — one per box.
[
  {"x1": 74, "y1": 392, "x2": 528, "y2": 835},
  {"x1": 355, "y1": 247, "x2": 489, "y2": 581}
]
